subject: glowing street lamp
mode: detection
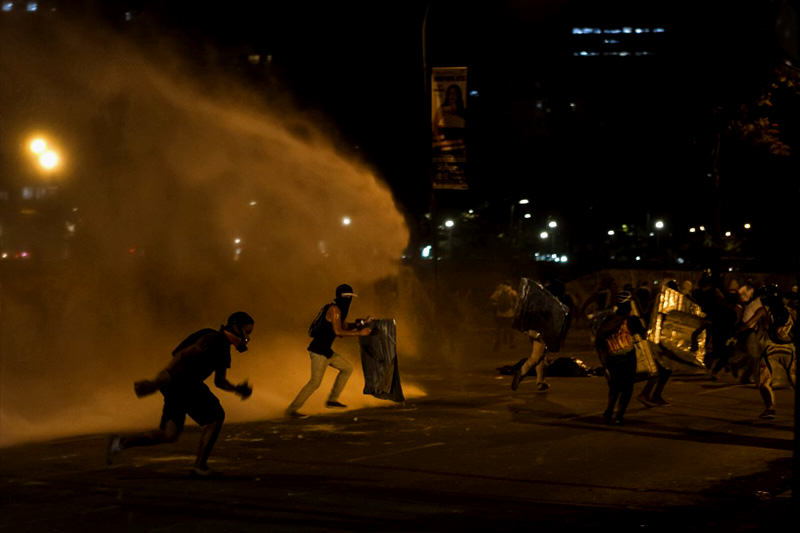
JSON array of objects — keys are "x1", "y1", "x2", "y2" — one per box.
[
  {"x1": 539, "y1": 231, "x2": 549, "y2": 240},
  {"x1": 342, "y1": 216, "x2": 352, "y2": 226},
  {"x1": 547, "y1": 220, "x2": 557, "y2": 229},
  {"x1": 654, "y1": 220, "x2": 664, "y2": 230},
  {"x1": 27, "y1": 135, "x2": 61, "y2": 173},
  {"x1": 29, "y1": 138, "x2": 47, "y2": 154},
  {"x1": 444, "y1": 219, "x2": 455, "y2": 228},
  {"x1": 518, "y1": 198, "x2": 529, "y2": 205}
]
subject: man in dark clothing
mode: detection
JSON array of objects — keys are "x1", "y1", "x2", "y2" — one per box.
[
  {"x1": 106, "y1": 312, "x2": 255, "y2": 476},
  {"x1": 286, "y1": 284, "x2": 372, "y2": 419},
  {"x1": 595, "y1": 291, "x2": 647, "y2": 425}
]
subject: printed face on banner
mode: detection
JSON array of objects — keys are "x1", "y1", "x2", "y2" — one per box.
[{"x1": 431, "y1": 67, "x2": 468, "y2": 190}]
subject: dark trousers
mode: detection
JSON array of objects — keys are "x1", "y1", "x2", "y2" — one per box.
[{"x1": 604, "y1": 350, "x2": 637, "y2": 420}]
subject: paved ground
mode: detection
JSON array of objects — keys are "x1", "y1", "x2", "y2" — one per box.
[{"x1": 1, "y1": 327, "x2": 795, "y2": 531}]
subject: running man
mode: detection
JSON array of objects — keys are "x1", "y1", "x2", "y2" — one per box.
[{"x1": 106, "y1": 312, "x2": 255, "y2": 476}]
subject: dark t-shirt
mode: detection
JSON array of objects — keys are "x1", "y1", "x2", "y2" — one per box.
[
  {"x1": 167, "y1": 328, "x2": 232, "y2": 387},
  {"x1": 308, "y1": 305, "x2": 337, "y2": 358}
]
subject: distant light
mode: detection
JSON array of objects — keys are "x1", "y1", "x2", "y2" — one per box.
[
  {"x1": 39, "y1": 150, "x2": 59, "y2": 170},
  {"x1": 699, "y1": 225, "x2": 706, "y2": 231},
  {"x1": 649, "y1": 232, "x2": 655, "y2": 237},
  {"x1": 26, "y1": 1, "x2": 37, "y2": 11},
  {"x1": 421, "y1": 245, "x2": 432, "y2": 258},
  {"x1": 342, "y1": 216, "x2": 351, "y2": 226},
  {"x1": 234, "y1": 237, "x2": 241, "y2": 245},
  {"x1": 444, "y1": 219, "x2": 455, "y2": 228},
  {"x1": 2, "y1": 3, "x2": 12, "y2": 12},
  {"x1": 744, "y1": 223, "x2": 751, "y2": 229},
  {"x1": 560, "y1": 255, "x2": 568, "y2": 263},
  {"x1": 30, "y1": 138, "x2": 47, "y2": 154},
  {"x1": 635, "y1": 256, "x2": 641, "y2": 261},
  {"x1": 607, "y1": 230, "x2": 615, "y2": 236},
  {"x1": 249, "y1": 200, "x2": 257, "y2": 206},
  {"x1": 677, "y1": 257, "x2": 685, "y2": 264},
  {"x1": 547, "y1": 220, "x2": 557, "y2": 229},
  {"x1": 523, "y1": 213, "x2": 532, "y2": 219},
  {"x1": 539, "y1": 231, "x2": 549, "y2": 239},
  {"x1": 724, "y1": 231, "x2": 731, "y2": 237},
  {"x1": 469, "y1": 89, "x2": 479, "y2": 97},
  {"x1": 728, "y1": 267, "x2": 734, "y2": 272},
  {"x1": 654, "y1": 220, "x2": 664, "y2": 229},
  {"x1": 518, "y1": 198, "x2": 529, "y2": 205},
  {"x1": 1, "y1": 252, "x2": 7, "y2": 259},
  {"x1": 20, "y1": 251, "x2": 29, "y2": 258},
  {"x1": 622, "y1": 27, "x2": 632, "y2": 33},
  {"x1": 689, "y1": 227, "x2": 696, "y2": 233},
  {"x1": 124, "y1": 11, "x2": 132, "y2": 21},
  {"x1": 468, "y1": 209, "x2": 474, "y2": 214}
]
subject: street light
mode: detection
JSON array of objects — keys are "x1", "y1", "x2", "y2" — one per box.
[
  {"x1": 654, "y1": 220, "x2": 664, "y2": 230},
  {"x1": 26, "y1": 135, "x2": 61, "y2": 174},
  {"x1": 547, "y1": 220, "x2": 557, "y2": 229},
  {"x1": 518, "y1": 198, "x2": 529, "y2": 205},
  {"x1": 342, "y1": 216, "x2": 352, "y2": 226},
  {"x1": 444, "y1": 219, "x2": 455, "y2": 228}
]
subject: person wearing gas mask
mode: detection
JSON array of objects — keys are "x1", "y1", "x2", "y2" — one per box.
[
  {"x1": 286, "y1": 284, "x2": 372, "y2": 419},
  {"x1": 106, "y1": 311, "x2": 255, "y2": 477}
]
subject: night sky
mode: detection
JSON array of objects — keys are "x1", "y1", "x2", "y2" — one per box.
[{"x1": 9, "y1": 0, "x2": 798, "y2": 259}]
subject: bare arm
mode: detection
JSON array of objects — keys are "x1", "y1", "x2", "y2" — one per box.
[
  {"x1": 328, "y1": 305, "x2": 371, "y2": 337},
  {"x1": 214, "y1": 367, "x2": 252, "y2": 399},
  {"x1": 133, "y1": 343, "x2": 205, "y2": 397}
]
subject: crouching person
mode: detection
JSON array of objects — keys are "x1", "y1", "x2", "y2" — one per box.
[{"x1": 106, "y1": 312, "x2": 255, "y2": 477}]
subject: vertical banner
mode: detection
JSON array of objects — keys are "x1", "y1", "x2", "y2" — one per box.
[{"x1": 431, "y1": 66, "x2": 468, "y2": 190}]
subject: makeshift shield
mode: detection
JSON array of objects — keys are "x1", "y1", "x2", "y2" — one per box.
[
  {"x1": 512, "y1": 278, "x2": 570, "y2": 352},
  {"x1": 647, "y1": 286, "x2": 707, "y2": 369},
  {"x1": 358, "y1": 319, "x2": 405, "y2": 402}
]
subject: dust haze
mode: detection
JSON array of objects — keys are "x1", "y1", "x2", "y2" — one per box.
[{"x1": 0, "y1": 16, "x2": 427, "y2": 446}]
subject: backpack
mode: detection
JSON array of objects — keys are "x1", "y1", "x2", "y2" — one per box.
[
  {"x1": 308, "y1": 304, "x2": 332, "y2": 338},
  {"x1": 606, "y1": 320, "x2": 634, "y2": 355}
]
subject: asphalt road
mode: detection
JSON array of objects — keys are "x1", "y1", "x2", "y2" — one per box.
[{"x1": 1, "y1": 327, "x2": 794, "y2": 532}]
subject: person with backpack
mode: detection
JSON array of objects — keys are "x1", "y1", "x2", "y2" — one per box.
[
  {"x1": 756, "y1": 285, "x2": 796, "y2": 420},
  {"x1": 595, "y1": 291, "x2": 647, "y2": 425},
  {"x1": 490, "y1": 280, "x2": 519, "y2": 351},
  {"x1": 106, "y1": 312, "x2": 255, "y2": 477},
  {"x1": 286, "y1": 284, "x2": 373, "y2": 419}
]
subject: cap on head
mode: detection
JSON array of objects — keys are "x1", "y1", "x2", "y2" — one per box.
[
  {"x1": 226, "y1": 311, "x2": 254, "y2": 329},
  {"x1": 335, "y1": 284, "x2": 357, "y2": 298},
  {"x1": 616, "y1": 290, "x2": 632, "y2": 304}
]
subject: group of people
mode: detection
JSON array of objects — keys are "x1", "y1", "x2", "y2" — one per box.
[
  {"x1": 502, "y1": 273, "x2": 796, "y2": 425},
  {"x1": 107, "y1": 283, "x2": 371, "y2": 476}
]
